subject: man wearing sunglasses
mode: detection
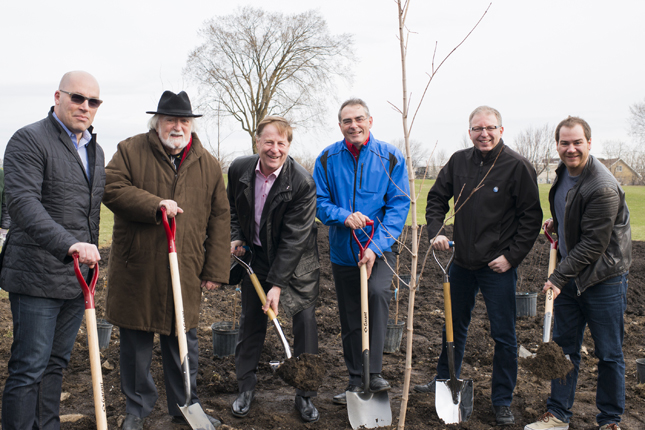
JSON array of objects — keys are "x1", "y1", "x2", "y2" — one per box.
[
  {"x1": 419, "y1": 106, "x2": 542, "y2": 426},
  {"x1": 1, "y1": 71, "x2": 105, "y2": 428}
]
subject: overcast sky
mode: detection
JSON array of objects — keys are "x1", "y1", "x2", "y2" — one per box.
[{"x1": 1, "y1": 0, "x2": 644, "y2": 164}]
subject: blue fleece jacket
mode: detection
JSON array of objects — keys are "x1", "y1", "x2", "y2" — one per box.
[{"x1": 313, "y1": 133, "x2": 410, "y2": 266}]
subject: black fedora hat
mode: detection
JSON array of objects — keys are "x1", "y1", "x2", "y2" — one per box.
[{"x1": 146, "y1": 91, "x2": 202, "y2": 118}]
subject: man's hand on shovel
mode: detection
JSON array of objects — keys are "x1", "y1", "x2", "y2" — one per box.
[
  {"x1": 358, "y1": 248, "x2": 376, "y2": 279},
  {"x1": 262, "y1": 286, "x2": 281, "y2": 316},
  {"x1": 543, "y1": 280, "x2": 561, "y2": 300},
  {"x1": 159, "y1": 199, "x2": 183, "y2": 218},
  {"x1": 68, "y1": 242, "x2": 100, "y2": 268}
]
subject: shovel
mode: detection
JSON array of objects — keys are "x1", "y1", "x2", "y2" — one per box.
[
  {"x1": 346, "y1": 221, "x2": 392, "y2": 429},
  {"x1": 72, "y1": 254, "x2": 107, "y2": 430},
  {"x1": 433, "y1": 242, "x2": 474, "y2": 424},
  {"x1": 161, "y1": 207, "x2": 216, "y2": 430},
  {"x1": 542, "y1": 222, "x2": 558, "y2": 343},
  {"x1": 230, "y1": 251, "x2": 292, "y2": 361}
]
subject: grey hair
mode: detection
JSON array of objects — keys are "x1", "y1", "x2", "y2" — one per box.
[
  {"x1": 468, "y1": 106, "x2": 502, "y2": 127},
  {"x1": 148, "y1": 114, "x2": 197, "y2": 132},
  {"x1": 338, "y1": 98, "x2": 371, "y2": 122}
]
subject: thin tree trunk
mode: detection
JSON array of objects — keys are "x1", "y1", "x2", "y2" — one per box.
[{"x1": 397, "y1": 1, "x2": 419, "y2": 428}]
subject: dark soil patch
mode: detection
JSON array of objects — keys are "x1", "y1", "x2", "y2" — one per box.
[
  {"x1": 276, "y1": 353, "x2": 326, "y2": 392},
  {"x1": 1, "y1": 225, "x2": 645, "y2": 429},
  {"x1": 521, "y1": 341, "x2": 574, "y2": 380}
]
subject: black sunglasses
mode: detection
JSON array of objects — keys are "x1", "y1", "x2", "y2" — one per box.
[{"x1": 59, "y1": 90, "x2": 103, "y2": 108}]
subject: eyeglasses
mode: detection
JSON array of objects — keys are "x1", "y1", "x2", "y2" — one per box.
[
  {"x1": 341, "y1": 116, "x2": 368, "y2": 125},
  {"x1": 470, "y1": 125, "x2": 500, "y2": 133},
  {"x1": 59, "y1": 90, "x2": 103, "y2": 108}
]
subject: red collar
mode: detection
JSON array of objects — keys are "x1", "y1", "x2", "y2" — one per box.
[
  {"x1": 345, "y1": 138, "x2": 368, "y2": 160},
  {"x1": 178, "y1": 136, "x2": 193, "y2": 168}
]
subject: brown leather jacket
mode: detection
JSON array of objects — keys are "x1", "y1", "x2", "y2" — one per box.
[{"x1": 548, "y1": 155, "x2": 631, "y2": 293}]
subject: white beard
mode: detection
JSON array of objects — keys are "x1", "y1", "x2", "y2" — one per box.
[{"x1": 159, "y1": 132, "x2": 190, "y2": 151}]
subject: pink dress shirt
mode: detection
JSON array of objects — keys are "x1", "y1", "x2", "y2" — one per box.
[{"x1": 253, "y1": 160, "x2": 283, "y2": 246}]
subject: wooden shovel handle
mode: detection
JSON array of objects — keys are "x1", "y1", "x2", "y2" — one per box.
[
  {"x1": 248, "y1": 273, "x2": 278, "y2": 321},
  {"x1": 544, "y1": 247, "x2": 558, "y2": 314},
  {"x1": 85, "y1": 308, "x2": 108, "y2": 430},
  {"x1": 443, "y1": 281, "x2": 454, "y2": 343}
]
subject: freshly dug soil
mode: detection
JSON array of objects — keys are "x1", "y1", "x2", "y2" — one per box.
[
  {"x1": 1, "y1": 224, "x2": 645, "y2": 429},
  {"x1": 276, "y1": 353, "x2": 326, "y2": 392},
  {"x1": 521, "y1": 342, "x2": 574, "y2": 381}
]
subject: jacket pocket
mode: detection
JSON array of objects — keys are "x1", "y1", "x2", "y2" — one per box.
[{"x1": 294, "y1": 255, "x2": 320, "y2": 277}]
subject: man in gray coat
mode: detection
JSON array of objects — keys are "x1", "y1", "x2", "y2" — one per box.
[{"x1": 0, "y1": 71, "x2": 105, "y2": 429}]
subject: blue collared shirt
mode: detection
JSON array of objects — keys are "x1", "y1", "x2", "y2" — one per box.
[{"x1": 53, "y1": 112, "x2": 92, "y2": 180}]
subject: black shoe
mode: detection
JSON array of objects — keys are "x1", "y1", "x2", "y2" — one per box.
[
  {"x1": 332, "y1": 384, "x2": 362, "y2": 405},
  {"x1": 232, "y1": 390, "x2": 255, "y2": 417},
  {"x1": 171, "y1": 413, "x2": 222, "y2": 428},
  {"x1": 413, "y1": 380, "x2": 436, "y2": 393},
  {"x1": 123, "y1": 414, "x2": 144, "y2": 430},
  {"x1": 369, "y1": 374, "x2": 391, "y2": 393},
  {"x1": 492, "y1": 405, "x2": 515, "y2": 426},
  {"x1": 295, "y1": 395, "x2": 320, "y2": 423}
]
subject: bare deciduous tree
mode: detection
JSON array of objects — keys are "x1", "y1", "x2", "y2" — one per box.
[
  {"x1": 602, "y1": 139, "x2": 629, "y2": 161},
  {"x1": 184, "y1": 7, "x2": 353, "y2": 153},
  {"x1": 511, "y1": 124, "x2": 555, "y2": 177},
  {"x1": 629, "y1": 97, "x2": 645, "y2": 144},
  {"x1": 392, "y1": 1, "x2": 490, "y2": 427},
  {"x1": 392, "y1": 138, "x2": 430, "y2": 174}
]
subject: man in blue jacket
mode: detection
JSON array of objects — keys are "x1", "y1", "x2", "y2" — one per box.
[{"x1": 313, "y1": 98, "x2": 410, "y2": 404}]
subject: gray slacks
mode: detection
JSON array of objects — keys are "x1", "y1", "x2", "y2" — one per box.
[
  {"x1": 332, "y1": 251, "x2": 395, "y2": 386},
  {"x1": 119, "y1": 325, "x2": 200, "y2": 418}
]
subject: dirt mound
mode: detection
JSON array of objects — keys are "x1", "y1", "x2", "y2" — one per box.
[
  {"x1": 1, "y1": 226, "x2": 644, "y2": 429},
  {"x1": 520, "y1": 342, "x2": 574, "y2": 380},
  {"x1": 276, "y1": 353, "x2": 327, "y2": 392}
]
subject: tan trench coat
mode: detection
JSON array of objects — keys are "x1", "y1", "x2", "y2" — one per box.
[{"x1": 103, "y1": 131, "x2": 230, "y2": 334}]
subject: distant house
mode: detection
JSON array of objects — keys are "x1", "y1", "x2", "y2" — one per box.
[
  {"x1": 536, "y1": 158, "x2": 560, "y2": 184},
  {"x1": 597, "y1": 158, "x2": 642, "y2": 185}
]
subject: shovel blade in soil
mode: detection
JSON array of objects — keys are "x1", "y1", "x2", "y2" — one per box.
[
  {"x1": 179, "y1": 403, "x2": 216, "y2": 430},
  {"x1": 346, "y1": 391, "x2": 392, "y2": 429},
  {"x1": 435, "y1": 378, "x2": 473, "y2": 424}
]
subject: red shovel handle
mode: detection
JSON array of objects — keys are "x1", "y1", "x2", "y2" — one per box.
[
  {"x1": 160, "y1": 206, "x2": 176, "y2": 253},
  {"x1": 352, "y1": 220, "x2": 375, "y2": 260},
  {"x1": 543, "y1": 220, "x2": 558, "y2": 250},
  {"x1": 73, "y1": 253, "x2": 99, "y2": 310}
]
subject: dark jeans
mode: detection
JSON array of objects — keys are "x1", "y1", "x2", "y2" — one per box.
[
  {"x1": 436, "y1": 263, "x2": 517, "y2": 406},
  {"x1": 119, "y1": 325, "x2": 200, "y2": 418},
  {"x1": 2, "y1": 292, "x2": 85, "y2": 430},
  {"x1": 332, "y1": 252, "x2": 395, "y2": 387},
  {"x1": 547, "y1": 274, "x2": 627, "y2": 426}
]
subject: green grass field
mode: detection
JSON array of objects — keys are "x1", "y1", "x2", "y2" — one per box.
[
  {"x1": 403, "y1": 181, "x2": 645, "y2": 240},
  {"x1": 98, "y1": 181, "x2": 645, "y2": 245}
]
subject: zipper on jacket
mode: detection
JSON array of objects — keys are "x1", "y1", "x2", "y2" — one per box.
[
  {"x1": 350, "y1": 151, "x2": 359, "y2": 264},
  {"x1": 360, "y1": 163, "x2": 364, "y2": 189}
]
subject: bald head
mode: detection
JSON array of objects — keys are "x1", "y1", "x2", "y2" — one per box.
[
  {"x1": 58, "y1": 70, "x2": 99, "y2": 92},
  {"x1": 54, "y1": 71, "x2": 101, "y2": 140}
]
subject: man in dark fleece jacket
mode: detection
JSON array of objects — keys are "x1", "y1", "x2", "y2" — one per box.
[{"x1": 416, "y1": 106, "x2": 542, "y2": 426}]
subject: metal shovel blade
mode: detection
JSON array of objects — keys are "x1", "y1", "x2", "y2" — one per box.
[
  {"x1": 179, "y1": 403, "x2": 216, "y2": 430},
  {"x1": 435, "y1": 378, "x2": 474, "y2": 424},
  {"x1": 347, "y1": 390, "x2": 392, "y2": 429}
]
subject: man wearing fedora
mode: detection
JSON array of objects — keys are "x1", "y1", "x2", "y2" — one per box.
[{"x1": 103, "y1": 91, "x2": 230, "y2": 429}]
